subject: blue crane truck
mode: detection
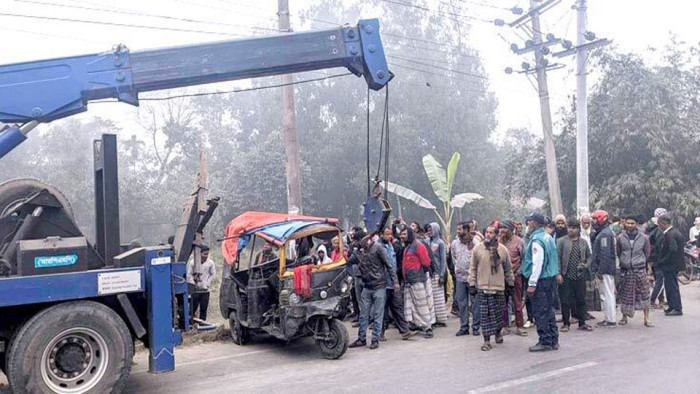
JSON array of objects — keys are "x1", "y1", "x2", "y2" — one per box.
[{"x1": 0, "y1": 19, "x2": 390, "y2": 393}]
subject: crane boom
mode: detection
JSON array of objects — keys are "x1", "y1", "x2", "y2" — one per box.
[{"x1": 0, "y1": 19, "x2": 390, "y2": 158}]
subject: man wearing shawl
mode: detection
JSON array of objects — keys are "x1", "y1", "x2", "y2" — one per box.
[
  {"x1": 400, "y1": 227, "x2": 435, "y2": 338},
  {"x1": 498, "y1": 220, "x2": 528, "y2": 337},
  {"x1": 468, "y1": 225, "x2": 514, "y2": 351}
]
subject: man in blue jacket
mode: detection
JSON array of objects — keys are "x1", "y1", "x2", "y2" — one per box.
[
  {"x1": 591, "y1": 210, "x2": 617, "y2": 327},
  {"x1": 522, "y1": 212, "x2": 560, "y2": 352}
]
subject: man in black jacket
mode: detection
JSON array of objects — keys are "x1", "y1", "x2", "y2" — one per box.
[
  {"x1": 591, "y1": 210, "x2": 618, "y2": 327},
  {"x1": 349, "y1": 236, "x2": 400, "y2": 349},
  {"x1": 656, "y1": 214, "x2": 685, "y2": 316}
]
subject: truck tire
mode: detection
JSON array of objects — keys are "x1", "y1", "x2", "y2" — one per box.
[
  {"x1": 6, "y1": 301, "x2": 133, "y2": 394},
  {"x1": 0, "y1": 178, "x2": 74, "y2": 218}
]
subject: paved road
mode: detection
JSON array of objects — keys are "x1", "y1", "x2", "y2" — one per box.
[
  {"x1": 126, "y1": 282, "x2": 700, "y2": 394},
  {"x1": 3, "y1": 283, "x2": 699, "y2": 393}
]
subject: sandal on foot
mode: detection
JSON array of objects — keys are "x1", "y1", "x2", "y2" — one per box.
[
  {"x1": 644, "y1": 321, "x2": 654, "y2": 328},
  {"x1": 495, "y1": 335, "x2": 503, "y2": 344},
  {"x1": 515, "y1": 329, "x2": 528, "y2": 337},
  {"x1": 578, "y1": 324, "x2": 593, "y2": 331},
  {"x1": 618, "y1": 318, "x2": 628, "y2": 326},
  {"x1": 560, "y1": 325, "x2": 570, "y2": 332},
  {"x1": 480, "y1": 343, "x2": 492, "y2": 351}
]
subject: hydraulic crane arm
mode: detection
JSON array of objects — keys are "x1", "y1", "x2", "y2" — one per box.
[{"x1": 0, "y1": 19, "x2": 390, "y2": 158}]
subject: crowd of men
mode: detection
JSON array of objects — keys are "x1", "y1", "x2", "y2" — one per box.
[{"x1": 343, "y1": 208, "x2": 690, "y2": 352}]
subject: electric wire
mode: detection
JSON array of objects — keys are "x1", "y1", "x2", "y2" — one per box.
[
  {"x1": 388, "y1": 54, "x2": 487, "y2": 79},
  {"x1": 0, "y1": 26, "x2": 109, "y2": 44},
  {"x1": 387, "y1": 52, "x2": 484, "y2": 76},
  {"x1": 454, "y1": 0, "x2": 514, "y2": 11},
  {"x1": 12, "y1": 0, "x2": 281, "y2": 32},
  {"x1": 384, "y1": 33, "x2": 480, "y2": 58},
  {"x1": 0, "y1": 12, "x2": 248, "y2": 36},
  {"x1": 382, "y1": 0, "x2": 494, "y2": 23}
]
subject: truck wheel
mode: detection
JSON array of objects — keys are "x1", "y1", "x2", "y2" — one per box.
[
  {"x1": 0, "y1": 178, "x2": 74, "y2": 219},
  {"x1": 6, "y1": 301, "x2": 133, "y2": 394},
  {"x1": 229, "y1": 311, "x2": 249, "y2": 346},
  {"x1": 315, "y1": 318, "x2": 348, "y2": 360}
]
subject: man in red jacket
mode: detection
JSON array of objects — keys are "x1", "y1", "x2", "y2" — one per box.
[{"x1": 400, "y1": 227, "x2": 435, "y2": 338}]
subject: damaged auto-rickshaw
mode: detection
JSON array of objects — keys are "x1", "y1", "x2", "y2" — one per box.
[{"x1": 219, "y1": 212, "x2": 352, "y2": 359}]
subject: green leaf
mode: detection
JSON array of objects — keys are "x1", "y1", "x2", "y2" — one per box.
[
  {"x1": 446, "y1": 152, "x2": 460, "y2": 199},
  {"x1": 422, "y1": 154, "x2": 449, "y2": 202},
  {"x1": 450, "y1": 193, "x2": 483, "y2": 208},
  {"x1": 381, "y1": 181, "x2": 436, "y2": 210}
]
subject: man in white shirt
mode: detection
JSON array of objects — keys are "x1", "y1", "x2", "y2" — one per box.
[
  {"x1": 689, "y1": 217, "x2": 700, "y2": 244},
  {"x1": 187, "y1": 245, "x2": 217, "y2": 321}
]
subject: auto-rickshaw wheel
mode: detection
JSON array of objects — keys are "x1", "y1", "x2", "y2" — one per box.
[
  {"x1": 229, "y1": 311, "x2": 249, "y2": 346},
  {"x1": 315, "y1": 318, "x2": 348, "y2": 360}
]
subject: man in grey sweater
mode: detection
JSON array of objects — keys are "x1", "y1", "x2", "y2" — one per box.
[
  {"x1": 616, "y1": 215, "x2": 652, "y2": 327},
  {"x1": 187, "y1": 245, "x2": 217, "y2": 321}
]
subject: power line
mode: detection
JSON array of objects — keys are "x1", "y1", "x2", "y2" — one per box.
[
  {"x1": 171, "y1": 0, "x2": 279, "y2": 25},
  {"x1": 388, "y1": 54, "x2": 487, "y2": 79},
  {"x1": 388, "y1": 62, "x2": 484, "y2": 85},
  {"x1": 13, "y1": 0, "x2": 280, "y2": 32},
  {"x1": 140, "y1": 73, "x2": 352, "y2": 101},
  {"x1": 0, "y1": 12, "x2": 250, "y2": 36},
  {"x1": 0, "y1": 25, "x2": 109, "y2": 44},
  {"x1": 384, "y1": 40, "x2": 480, "y2": 61},
  {"x1": 294, "y1": 13, "x2": 340, "y2": 26},
  {"x1": 381, "y1": 0, "x2": 494, "y2": 23},
  {"x1": 387, "y1": 51, "x2": 484, "y2": 76},
  {"x1": 453, "y1": 0, "x2": 514, "y2": 11}
]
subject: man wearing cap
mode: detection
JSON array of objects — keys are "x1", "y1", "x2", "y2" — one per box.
[
  {"x1": 580, "y1": 213, "x2": 594, "y2": 247},
  {"x1": 522, "y1": 212, "x2": 560, "y2": 352},
  {"x1": 591, "y1": 210, "x2": 617, "y2": 327},
  {"x1": 553, "y1": 214, "x2": 568, "y2": 240}
]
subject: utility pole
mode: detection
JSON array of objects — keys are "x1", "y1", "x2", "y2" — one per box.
[
  {"x1": 278, "y1": 0, "x2": 303, "y2": 215},
  {"x1": 575, "y1": 0, "x2": 588, "y2": 216},
  {"x1": 529, "y1": 0, "x2": 564, "y2": 216}
]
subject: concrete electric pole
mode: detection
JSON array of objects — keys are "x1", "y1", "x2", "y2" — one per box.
[
  {"x1": 529, "y1": 0, "x2": 564, "y2": 217},
  {"x1": 278, "y1": 0, "x2": 303, "y2": 215},
  {"x1": 575, "y1": 0, "x2": 589, "y2": 216}
]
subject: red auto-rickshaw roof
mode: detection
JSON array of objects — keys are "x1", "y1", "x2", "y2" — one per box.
[{"x1": 221, "y1": 211, "x2": 339, "y2": 264}]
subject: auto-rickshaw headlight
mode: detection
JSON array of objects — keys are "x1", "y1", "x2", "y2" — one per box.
[
  {"x1": 320, "y1": 290, "x2": 328, "y2": 299},
  {"x1": 290, "y1": 292, "x2": 301, "y2": 304},
  {"x1": 340, "y1": 281, "x2": 349, "y2": 294}
]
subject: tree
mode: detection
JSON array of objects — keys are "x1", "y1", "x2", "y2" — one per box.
[
  {"x1": 505, "y1": 43, "x2": 700, "y2": 230},
  {"x1": 382, "y1": 152, "x2": 482, "y2": 242}
]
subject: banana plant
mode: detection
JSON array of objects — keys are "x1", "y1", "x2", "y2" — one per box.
[{"x1": 381, "y1": 152, "x2": 483, "y2": 242}]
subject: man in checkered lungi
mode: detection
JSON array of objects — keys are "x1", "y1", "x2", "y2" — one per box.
[
  {"x1": 616, "y1": 215, "x2": 653, "y2": 327},
  {"x1": 468, "y1": 225, "x2": 514, "y2": 351}
]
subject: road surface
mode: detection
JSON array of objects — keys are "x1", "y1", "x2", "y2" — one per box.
[{"x1": 2, "y1": 283, "x2": 699, "y2": 393}]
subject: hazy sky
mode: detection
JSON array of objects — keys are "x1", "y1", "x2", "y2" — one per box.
[{"x1": 1, "y1": 0, "x2": 698, "y2": 138}]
